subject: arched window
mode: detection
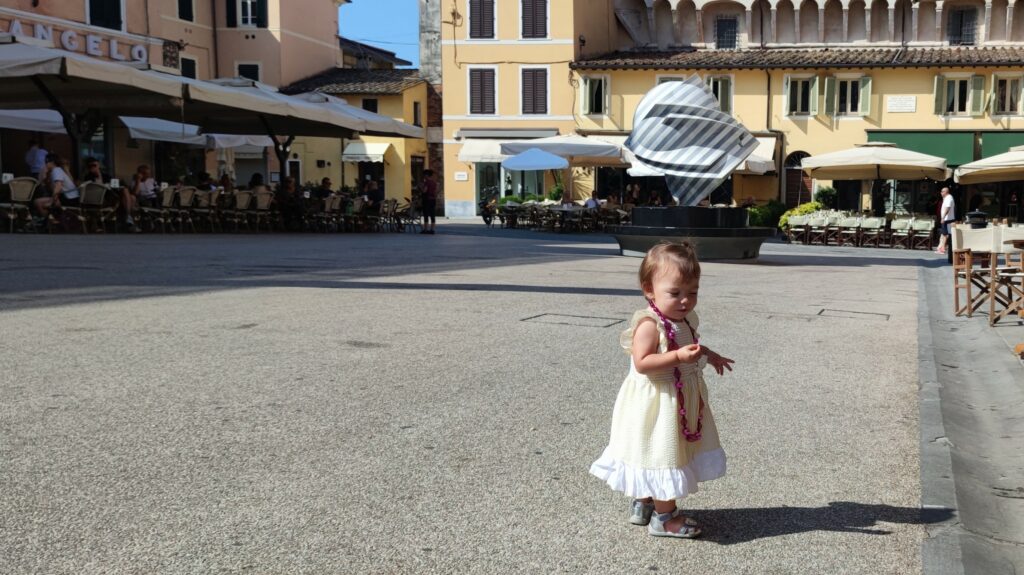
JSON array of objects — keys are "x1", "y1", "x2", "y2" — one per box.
[
  {"x1": 847, "y1": 0, "x2": 867, "y2": 41},
  {"x1": 676, "y1": 0, "x2": 699, "y2": 45},
  {"x1": 870, "y1": 0, "x2": 890, "y2": 43},
  {"x1": 824, "y1": 0, "x2": 843, "y2": 43},
  {"x1": 776, "y1": 0, "x2": 797, "y2": 43},
  {"x1": 799, "y1": 0, "x2": 820, "y2": 43},
  {"x1": 653, "y1": 0, "x2": 675, "y2": 48}
]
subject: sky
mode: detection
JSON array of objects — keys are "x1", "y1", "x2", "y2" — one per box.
[{"x1": 338, "y1": 0, "x2": 420, "y2": 68}]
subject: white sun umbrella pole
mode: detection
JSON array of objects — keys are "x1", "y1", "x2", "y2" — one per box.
[{"x1": 625, "y1": 76, "x2": 758, "y2": 206}]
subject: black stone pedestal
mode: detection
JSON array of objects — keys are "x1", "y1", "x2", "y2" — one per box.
[{"x1": 610, "y1": 207, "x2": 774, "y2": 259}]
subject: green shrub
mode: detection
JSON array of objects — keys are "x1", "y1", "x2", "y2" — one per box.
[
  {"x1": 814, "y1": 186, "x2": 837, "y2": 209},
  {"x1": 548, "y1": 185, "x2": 563, "y2": 201},
  {"x1": 747, "y1": 199, "x2": 787, "y2": 228},
  {"x1": 778, "y1": 201, "x2": 823, "y2": 230}
]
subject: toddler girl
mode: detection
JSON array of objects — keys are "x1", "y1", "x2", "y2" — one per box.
[{"x1": 590, "y1": 241, "x2": 734, "y2": 538}]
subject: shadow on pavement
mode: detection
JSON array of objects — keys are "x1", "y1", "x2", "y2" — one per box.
[{"x1": 694, "y1": 501, "x2": 955, "y2": 545}]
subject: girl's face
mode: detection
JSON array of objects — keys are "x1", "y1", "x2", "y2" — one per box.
[{"x1": 643, "y1": 267, "x2": 699, "y2": 322}]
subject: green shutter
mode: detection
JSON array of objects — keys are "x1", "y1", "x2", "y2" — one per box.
[
  {"x1": 859, "y1": 76, "x2": 872, "y2": 116},
  {"x1": 226, "y1": 0, "x2": 237, "y2": 27},
  {"x1": 719, "y1": 77, "x2": 732, "y2": 115},
  {"x1": 824, "y1": 76, "x2": 836, "y2": 117},
  {"x1": 783, "y1": 75, "x2": 791, "y2": 115},
  {"x1": 809, "y1": 76, "x2": 819, "y2": 116},
  {"x1": 934, "y1": 75, "x2": 945, "y2": 115},
  {"x1": 581, "y1": 77, "x2": 591, "y2": 114},
  {"x1": 970, "y1": 75, "x2": 985, "y2": 116}
]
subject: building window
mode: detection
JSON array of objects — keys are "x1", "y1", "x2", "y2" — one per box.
[
  {"x1": 837, "y1": 79, "x2": 860, "y2": 115},
  {"x1": 469, "y1": 0, "x2": 495, "y2": 38},
  {"x1": 180, "y1": 57, "x2": 197, "y2": 79},
  {"x1": 947, "y1": 8, "x2": 977, "y2": 45},
  {"x1": 522, "y1": 0, "x2": 547, "y2": 39},
  {"x1": 707, "y1": 76, "x2": 733, "y2": 114},
  {"x1": 89, "y1": 0, "x2": 122, "y2": 31},
  {"x1": 237, "y1": 63, "x2": 260, "y2": 81},
  {"x1": 240, "y1": 0, "x2": 257, "y2": 26},
  {"x1": 362, "y1": 98, "x2": 379, "y2": 113},
  {"x1": 582, "y1": 76, "x2": 607, "y2": 115},
  {"x1": 657, "y1": 76, "x2": 686, "y2": 84},
  {"x1": 787, "y1": 77, "x2": 816, "y2": 116},
  {"x1": 469, "y1": 68, "x2": 496, "y2": 115},
  {"x1": 178, "y1": 0, "x2": 194, "y2": 21},
  {"x1": 715, "y1": 17, "x2": 739, "y2": 49},
  {"x1": 825, "y1": 76, "x2": 872, "y2": 117},
  {"x1": 413, "y1": 101, "x2": 423, "y2": 126},
  {"x1": 945, "y1": 78, "x2": 970, "y2": 114},
  {"x1": 995, "y1": 77, "x2": 1022, "y2": 115},
  {"x1": 521, "y1": 68, "x2": 548, "y2": 115}
]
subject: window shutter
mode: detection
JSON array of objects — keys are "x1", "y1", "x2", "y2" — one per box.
[
  {"x1": 824, "y1": 76, "x2": 836, "y2": 117},
  {"x1": 809, "y1": 76, "x2": 819, "y2": 116},
  {"x1": 970, "y1": 75, "x2": 986, "y2": 116},
  {"x1": 933, "y1": 75, "x2": 945, "y2": 115},
  {"x1": 582, "y1": 77, "x2": 592, "y2": 114},
  {"x1": 470, "y1": 0, "x2": 481, "y2": 37},
  {"x1": 179, "y1": 0, "x2": 194, "y2": 21},
  {"x1": 470, "y1": 70, "x2": 483, "y2": 114},
  {"x1": 718, "y1": 77, "x2": 732, "y2": 114},
  {"x1": 859, "y1": 76, "x2": 872, "y2": 116},
  {"x1": 483, "y1": 0, "x2": 494, "y2": 38},
  {"x1": 522, "y1": 70, "x2": 535, "y2": 114},
  {"x1": 536, "y1": 70, "x2": 548, "y2": 114},
  {"x1": 483, "y1": 69, "x2": 495, "y2": 114},
  {"x1": 522, "y1": 0, "x2": 534, "y2": 38},
  {"x1": 226, "y1": 0, "x2": 237, "y2": 27},
  {"x1": 535, "y1": 0, "x2": 547, "y2": 38},
  {"x1": 256, "y1": 0, "x2": 268, "y2": 28},
  {"x1": 783, "y1": 75, "x2": 791, "y2": 115}
]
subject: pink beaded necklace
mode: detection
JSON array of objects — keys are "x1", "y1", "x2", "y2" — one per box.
[{"x1": 647, "y1": 300, "x2": 705, "y2": 443}]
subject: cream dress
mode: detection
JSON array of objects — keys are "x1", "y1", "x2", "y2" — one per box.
[{"x1": 590, "y1": 309, "x2": 726, "y2": 500}]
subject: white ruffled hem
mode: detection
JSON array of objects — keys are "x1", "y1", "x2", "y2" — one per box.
[{"x1": 589, "y1": 448, "x2": 727, "y2": 500}]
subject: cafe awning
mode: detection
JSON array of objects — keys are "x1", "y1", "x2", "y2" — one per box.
[
  {"x1": 457, "y1": 139, "x2": 509, "y2": 163},
  {"x1": 343, "y1": 141, "x2": 391, "y2": 163}
]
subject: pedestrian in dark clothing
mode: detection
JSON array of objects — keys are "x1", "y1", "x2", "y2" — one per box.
[{"x1": 420, "y1": 169, "x2": 438, "y2": 234}]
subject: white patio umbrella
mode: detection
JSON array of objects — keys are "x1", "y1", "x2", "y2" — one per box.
[
  {"x1": 954, "y1": 145, "x2": 1024, "y2": 184},
  {"x1": 801, "y1": 142, "x2": 949, "y2": 181},
  {"x1": 500, "y1": 135, "x2": 622, "y2": 201}
]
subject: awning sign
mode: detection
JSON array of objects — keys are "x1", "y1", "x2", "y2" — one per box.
[{"x1": 0, "y1": 17, "x2": 148, "y2": 63}]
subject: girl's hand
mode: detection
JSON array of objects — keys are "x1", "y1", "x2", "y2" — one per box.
[
  {"x1": 675, "y1": 344, "x2": 703, "y2": 364},
  {"x1": 705, "y1": 350, "x2": 735, "y2": 375}
]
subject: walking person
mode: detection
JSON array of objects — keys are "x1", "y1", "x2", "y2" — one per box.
[
  {"x1": 936, "y1": 187, "x2": 956, "y2": 254},
  {"x1": 590, "y1": 242, "x2": 735, "y2": 539},
  {"x1": 420, "y1": 169, "x2": 438, "y2": 234}
]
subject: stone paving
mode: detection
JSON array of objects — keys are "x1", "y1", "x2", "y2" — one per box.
[{"x1": 0, "y1": 226, "x2": 956, "y2": 574}]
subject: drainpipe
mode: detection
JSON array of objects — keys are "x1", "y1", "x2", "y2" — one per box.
[{"x1": 210, "y1": 0, "x2": 220, "y2": 77}]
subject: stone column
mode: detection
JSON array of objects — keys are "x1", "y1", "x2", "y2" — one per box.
[
  {"x1": 747, "y1": 8, "x2": 754, "y2": 46},
  {"x1": 865, "y1": 7, "x2": 872, "y2": 41},
  {"x1": 648, "y1": 6, "x2": 657, "y2": 46},
  {"x1": 911, "y1": 5, "x2": 919, "y2": 42},
  {"x1": 936, "y1": 1, "x2": 944, "y2": 42},
  {"x1": 771, "y1": 8, "x2": 778, "y2": 43},
  {"x1": 672, "y1": 8, "x2": 684, "y2": 45},
  {"x1": 696, "y1": 10, "x2": 705, "y2": 45},
  {"x1": 843, "y1": 8, "x2": 849, "y2": 42},
  {"x1": 819, "y1": 8, "x2": 826, "y2": 42},
  {"x1": 889, "y1": 7, "x2": 896, "y2": 41},
  {"x1": 795, "y1": 8, "x2": 801, "y2": 42}
]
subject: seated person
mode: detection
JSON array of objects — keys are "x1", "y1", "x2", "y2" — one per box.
[
  {"x1": 275, "y1": 177, "x2": 304, "y2": 231},
  {"x1": 218, "y1": 173, "x2": 235, "y2": 193},
  {"x1": 196, "y1": 172, "x2": 217, "y2": 192},
  {"x1": 80, "y1": 157, "x2": 110, "y2": 185},
  {"x1": 583, "y1": 195, "x2": 601, "y2": 209},
  {"x1": 313, "y1": 177, "x2": 334, "y2": 200},
  {"x1": 34, "y1": 154, "x2": 80, "y2": 219}
]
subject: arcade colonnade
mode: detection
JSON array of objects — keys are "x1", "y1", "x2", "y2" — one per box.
[{"x1": 614, "y1": 0, "x2": 1024, "y2": 49}]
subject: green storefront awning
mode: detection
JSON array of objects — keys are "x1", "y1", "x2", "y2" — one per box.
[
  {"x1": 867, "y1": 131, "x2": 974, "y2": 167},
  {"x1": 981, "y1": 131, "x2": 1024, "y2": 158}
]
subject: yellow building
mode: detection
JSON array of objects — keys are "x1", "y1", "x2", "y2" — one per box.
[
  {"x1": 441, "y1": 0, "x2": 1024, "y2": 220},
  {"x1": 284, "y1": 65, "x2": 430, "y2": 202}
]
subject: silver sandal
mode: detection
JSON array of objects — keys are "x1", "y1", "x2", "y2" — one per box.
[{"x1": 647, "y1": 509, "x2": 702, "y2": 539}]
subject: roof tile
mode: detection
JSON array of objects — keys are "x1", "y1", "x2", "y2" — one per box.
[{"x1": 282, "y1": 68, "x2": 424, "y2": 96}]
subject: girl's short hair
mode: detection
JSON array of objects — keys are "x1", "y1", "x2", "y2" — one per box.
[{"x1": 638, "y1": 241, "x2": 701, "y2": 289}]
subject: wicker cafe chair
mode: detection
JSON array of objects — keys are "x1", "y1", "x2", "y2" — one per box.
[
  {"x1": 889, "y1": 218, "x2": 913, "y2": 249},
  {"x1": 250, "y1": 190, "x2": 278, "y2": 232},
  {"x1": 858, "y1": 217, "x2": 885, "y2": 247},
  {"x1": 911, "y1": 219, "x2": 936, "y2": 250},
  {"x1": 953, "y1": 226, "x2": 998, "y2": 317},
  {"x1": 191, "y1": 190, "x2": 220, "y2": 232},
  {"x1": 313, "y1": 195, "x2": 342, "y2": 232},
  {"x1": 823, "y1": 214, "x2": 843, "y2": 245},
  {"x1": 0, "y1": 177, "x2": 39, "y2": 232},
  {"x1": 786, "y1": 215, "x2": 810, "y2": 244},
  {"x1": 171, "y1": 186, "x2": 199, "y2": 233},
  {"x1": 139, "y1": 187, "x2": 177, "y2": 233},
  {"x1": 222, "y1": 191, "x2": 254, "y2": 232},
  {"x1": 834, "y1": 217, "x2": 861, "y2": 246},
  {"x1": 70, "y1": 182, "x2": 118, "y2": 233}
]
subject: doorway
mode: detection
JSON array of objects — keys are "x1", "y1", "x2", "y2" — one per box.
[
  {"x1": 784, "y1": 151, "x2": 812, "y2": 207},
  {"x1": 475, "y1": 162, "x2": 501, "y2": 214}
]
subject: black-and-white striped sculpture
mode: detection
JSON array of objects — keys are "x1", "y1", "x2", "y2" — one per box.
[{"x1": 625, "y1": 76, "x2": 758, "y2": 207}]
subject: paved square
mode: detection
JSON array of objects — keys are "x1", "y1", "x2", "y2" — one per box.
[{"x1": 1, "y1": 227, "x2": 934, "y2": 574}]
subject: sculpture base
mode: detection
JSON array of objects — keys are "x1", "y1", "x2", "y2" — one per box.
[{"x1": 610, "y1": 207, "x2": 773, "y2": 260}]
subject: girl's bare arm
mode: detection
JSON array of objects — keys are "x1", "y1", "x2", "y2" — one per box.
[{"x1": 631, "y1": 318, "x2": 702, "y2": 375}]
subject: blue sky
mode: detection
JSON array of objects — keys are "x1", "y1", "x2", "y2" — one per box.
[{"x1": 338, "y1": 0, "x2": 420, "y2": 68}]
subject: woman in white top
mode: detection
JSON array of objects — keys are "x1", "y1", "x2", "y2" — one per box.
[{"x1": 34, "y1": 153, "x2": 80, "y2": 219}]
